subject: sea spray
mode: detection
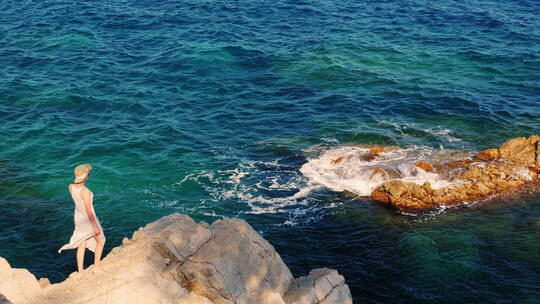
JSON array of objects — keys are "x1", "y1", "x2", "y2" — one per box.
[{"x1": 300, "y1": 145, "x2": 469, "y2": 196}]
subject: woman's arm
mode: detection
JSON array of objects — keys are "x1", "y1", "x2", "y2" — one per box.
[{"x1": 82, "y1": 188, "x2": 100, "y2": 236}]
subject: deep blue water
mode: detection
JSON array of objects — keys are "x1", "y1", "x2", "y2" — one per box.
[{"x1": 1, "y1": 0, "x2": 540, "y2": 303}]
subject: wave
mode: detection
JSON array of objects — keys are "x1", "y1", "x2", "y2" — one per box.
[
  {"x1": 175, "y1": 159, "x2": 326, "y2": 221},
  {"x1": 377, "y1": 120, "x2": 463, "y2": 143},
  {"x1": 300, "y1": 145, "x2": 472, "y2": 197}
]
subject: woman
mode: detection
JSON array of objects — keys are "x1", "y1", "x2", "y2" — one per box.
[{"x1": 58, "y1": 164, "x2": 105, "y2": 278}]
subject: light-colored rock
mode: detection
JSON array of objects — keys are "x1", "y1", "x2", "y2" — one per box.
[
  {"x1": 168, "y1": 218, "x2": 294, "y2": 304},
  {"x1": 0, "y1": 258, "x2": 41, "y2": 304},
  {"x1": 37, "y1": 278, "x2": 50, "y2": 289},
  {"x1": 28, "y1": 214, "x2": 223, "y2": 304},
  {"x1": 2, "y1": 214, "x2": 352, "y2": 304},
  {"x1": 0, "y1": 294, "x2": 13, "y2": 304},
  {"x1": 284, "y1": 268, "x2": 352, "y2": 304}
]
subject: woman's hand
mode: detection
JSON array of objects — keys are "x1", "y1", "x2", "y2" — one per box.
[{"x1": 94, "y1": 227, "x2": 101, "y2": 236}]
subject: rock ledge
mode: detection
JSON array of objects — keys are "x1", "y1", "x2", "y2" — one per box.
[{"x1": 0, "y1": 214, "x2": 352, "y2": 304}]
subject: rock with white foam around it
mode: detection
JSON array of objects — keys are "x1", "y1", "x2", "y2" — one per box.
[
  {"x1": 371, "y1": 135, "x2": 540, "y2": 213},
  {"x1": 1, "y1": 214, "x2": 352, "y2": 304}
]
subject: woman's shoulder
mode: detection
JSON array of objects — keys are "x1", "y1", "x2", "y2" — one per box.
[{"x1": 69, "y1": 184, "x2": 92, "y2": 194}]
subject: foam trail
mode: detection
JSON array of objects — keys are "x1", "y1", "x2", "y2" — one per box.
[{"x1": 176, "y1": 159, "x2": 324, "y2": 217}]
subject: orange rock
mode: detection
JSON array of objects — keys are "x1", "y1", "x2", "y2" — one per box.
[
  {"x1": 371, "y1": 147, "x2": 385, "y2": 155},
  {"x1": 447, "y1": 160, "x2": 472, "y2": 168},
  {"x1": 370, "y1": 188, "x2": 392, "y2": 205},
  {"x1": 422, "y1": 182, "x2": 434, "y2": 193},
  {"x1": 371, "y1": 151, "x2": 538, "y2": 212},
  {"x1": 371, "y1": 180, "x2": 438, "y2": 213},
  {"x1": 362, "y1": 147, "x2": 385, "y2": 161},
  {"x1": 433, "y1": 163, "x2": 445, "y2": 170},
  {"x1": 528, "y1": 166, "x2": 540, "y2": 179},
  {"x1": 476, "y1": 148, "x2": 499, "y2": 161},
  {"x1": 415, "y1": 161, "x2": 433, "y2": 172},
  {"x1": 372, "y1": 166, "x2": 532, "y2": 212},
  {"x1": 497, "y1": 135, "x2": 540, "y2": 165},
  {"x1": 331, "y1": 156, "x2": 345, "y2": 164},
  {"x1": 365, "y1": 136, "x2": 540, "y2": 213}
]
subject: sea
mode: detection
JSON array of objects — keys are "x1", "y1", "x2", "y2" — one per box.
[{"x1": 1, "y1": 0, "x2": 539, "y2": 303}]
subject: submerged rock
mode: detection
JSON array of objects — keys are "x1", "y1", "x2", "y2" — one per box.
[
  {"x1": 0, "y1": 214, "x2": 352, "y2": 304},
  {"x1": 371, "y1": 136, "x2": 540, "y2": 213},
  {"x1": 362, "y1": 147, "x2": 386, "y2": 161},
  {"x1": 398, "y1": 231, "x2": 479, "y2": 283},
  {"x1": 331, "y1": 146, "x2": 387, "y2": 164}
]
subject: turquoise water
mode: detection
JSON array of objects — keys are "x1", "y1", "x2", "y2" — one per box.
[{"x1": 1, "y1": 0, "x2": 540, "y2": 302}]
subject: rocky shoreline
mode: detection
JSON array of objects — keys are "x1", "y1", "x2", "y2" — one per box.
[
  {"x1": 0, "y1": 214, "x2": 352, "y2": 304},
  {"x1": 368, "y1": 135, "x2": 540, "y2": 213}
]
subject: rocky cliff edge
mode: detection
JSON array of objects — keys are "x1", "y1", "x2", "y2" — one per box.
[{"x1": 0, "y1": 214, "x2": 352, "y2": 304}]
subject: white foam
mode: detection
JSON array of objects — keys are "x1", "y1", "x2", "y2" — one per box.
[
  {"x1": 423, "y1": 127, "x2": 462, "y2": 142},
  {"x1": 174, "y1": 159, "x2": 323, "y2": 217},
  {"x1": 513, "y1": 166, "x2": 532, "y2": 181},
  {"x1": 300, "y1": 145, "x2": 461, "y2": 196},
  {"x1": 377, "y1": 119, "x2": 462, "y2": 143},
  {"x1": 378, "y1": 119, "x2": 412, "y2": 136}
]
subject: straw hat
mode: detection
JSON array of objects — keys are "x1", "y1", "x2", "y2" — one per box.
[{"x1": 74, "y1": 164, "x2": 92, "y2": 183}]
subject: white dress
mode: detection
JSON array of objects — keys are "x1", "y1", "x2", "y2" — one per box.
[{"x1": 58, "y1": 185, "x2": 105, "y2": 253}]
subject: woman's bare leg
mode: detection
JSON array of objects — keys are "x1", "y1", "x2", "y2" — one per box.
[
  {"x1": 76, "y1": 240, "x2": 87, "y2": 274},
  {"x1": 92, "y1": 236, "x2": 104, "y2": 273}
]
